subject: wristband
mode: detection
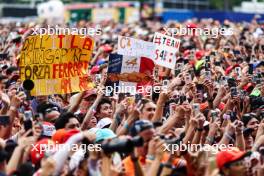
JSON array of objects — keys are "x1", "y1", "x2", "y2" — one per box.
[
  {"x1": 124, "y1": 121, "x2": 129, "y2": 130},
  {"x1": 146, "y1": 154, "x2": 155, "y2": 161},
  {"x1": 225, "y1": 132, "x2": 235, "y2": 143},
  {"x1": 196, "y1": 128, "x2": 203, "y2": 132},
  {"x1": 161, "y1": 163, "x2": 174, "y2": 169},
  {"x1": 115, "y1": 114, "x2": 121, "y2": 124},
  {"x1": 206, "y1": 136, "x2": 214, "y2": 144}
]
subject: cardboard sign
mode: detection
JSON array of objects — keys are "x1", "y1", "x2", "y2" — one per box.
[
  {"x1": 118, "y1": 35, "x2": 181, "y2": 69},
  {"x1": 117, "y1": 36, "x2": 155, "y2": 59},
  {"x1": 19, "y1": 35, "x2": 95, "y2": 96},
  {"x1": 153, "y1": 32, "x2": 181, "y2": 69}
]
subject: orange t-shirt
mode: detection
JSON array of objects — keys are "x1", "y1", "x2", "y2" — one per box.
[{"x1": 122, "y1": 153, "x2": 186, "y2": 176}]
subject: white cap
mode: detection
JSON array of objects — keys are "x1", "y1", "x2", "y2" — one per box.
[{"x1": 96, "y1": 118, "x2": 112, "y2": 129}]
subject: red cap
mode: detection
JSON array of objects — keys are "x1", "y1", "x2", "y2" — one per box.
[
  {"x1": 195, "y1": 50, "x2": 204, "y2": 60},
  {"x1": 90, "y1": 65, "x2": 100, "y2": 74},
  {"x1": 216, "y1": 147, "x2": 248, "y2": 170},
  {"x1": 243, "y1": 83, "x2": 254, "y2": 92},
  {"x1": 62, "y1": 129, "x2": 80, "y2": 143},
  {"x1": 31, "y1": 139, "x2": 55, "y2": 165},
  {"x1": 52, "y1": 129, "x2": 67, "y2": 144},
  {"x1": 187, "y1": 23, "x2": 197, "y2": 28},
  {"x1": 183, "y1": 50, "x2": 190, "y2": 57},
  {"x1": 218, "y1": 102, "x2": 225, "y2": 111},
  {"x1": 225, "y1": 65, "x2": 233, "y2": 75}
]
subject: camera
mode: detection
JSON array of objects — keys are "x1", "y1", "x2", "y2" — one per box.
[{"x1": 101, "y1": 136, "x2": 144, "y2": 154}]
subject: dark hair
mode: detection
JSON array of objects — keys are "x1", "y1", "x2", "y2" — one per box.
[
  {"x1": 36, "y1": 102, "x2": 60, "y2": 117},
  {"x1": 54, "y1": 112, "x2": 79, "y2": 130},
  {"x1": 96, "y1": 98, "x2": 112, "y2": 114},
  {"x1": 6, "y1": 66, "x2": 18, "y2": 75},
  {"x1": 140, "y1": 98, "x2": 152, "y2": 111}
]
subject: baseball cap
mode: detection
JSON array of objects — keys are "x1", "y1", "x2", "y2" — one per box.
[
  {"x1": 42, "y1": 122, "x2": 56, "y2": 137},
  {"x1": 195, "y1": 50, "x2": 204, "y2": 60},
  {"x1": 52, "y1": 129, "x2": 66, "y2": 144},
  {"x1": 90, "y1": 65, "x2": 100, "y2": 74},
  {"x1": 96, "y1": 117, "x2": 112, "y2": 129},
  {"x1": 62, "y1": 129, "x2": 80, "y2": 143},
  {"x1": 216, "y1": 147, "x2": 250, "y2": 170},
  {"x1": 95, "y1": 128, "x2": 116, "y2": 143},
  {"x1": 30, "y1": 138, "x2": 56, "y2": 165},
  {"x1": 130, "y1": 120, "x2": 154, "y2": 137}
]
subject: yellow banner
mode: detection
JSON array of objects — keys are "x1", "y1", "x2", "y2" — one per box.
[
  {"x1": 125, "y1": 8, "x2": 140, "y2": 24},
  {"x1": 19, "y1": 35, "x2": 95, "y2": 96}
]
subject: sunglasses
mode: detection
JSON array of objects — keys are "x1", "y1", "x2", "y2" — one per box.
[
  {"x1": 44, "y1": 107, "x2": 59, "y2": 114},
  {"x1": 146, "y1": 108, "x2": 156, "y2": 112}
]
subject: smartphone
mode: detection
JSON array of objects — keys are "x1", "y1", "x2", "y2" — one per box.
[
  {"x1": 162, "y1": 79, "x2": 170, "y2": 87},
  {"x1": 24, "y1": 110, "x2": 33, "y2": 135},
  {"x1": 180, "y1": 95, "x2": 187, "y2": 104},
  {"x1": 230, "y1": 112, "x2": 237, "y2": 122},
  {"x1": 185, "y1": 74, "x2": 192, "y2": 84},
  {"x1": 154, "y1": 67, "x2": 159, "y2": 78},
  {"x1": 235, "y1": 67, "x2": 241, "y2": 78},
  {"x1": 211, "y1": 51, "x2": 216, "y2": 56},
  {"x1": 205, "y1": 56, "x2": 210, "y2": 63},
  {"x1": 174, "y1": 69, "x2": 181, "y2": 77},
  {"x1": 0, "y1": 115, "x2": 10, "y2": 126},
  {"x1": 0, "y1": 53, "x2": 8, "y2": 60},
  {"x1": 24, "y1": 110, "x2": 33, "y2": 120},
  {"x1": 177, "y1": 63, "x2": 183, "y2": 70},
  {"x1": 215, "y1": 61, "x2": 221, "y2": 66},
  {"x1": 228, "y1": 78, "x2": 236, "y2": 88},
  {"x1": 135, "y1": 93, "x2": 143, "y2": 103},
  {"x1": 221, "y1": 76, "x2": 227, "y2": 86},
  {"x1": 95, "y1": 74, "x2": 101, "y2": 84},
  {"x1": 205, "y1": 71, "x2": 211, "y2": 80},
  {"x1": 193, "y1": 103, "x2": 200, "y2": 116},
  {"x1": 211, "y1": 110, "x2": 218, "y2": 121},
  {"x1": 248, "y1": 64, "x2": 254, "y2": 75},
  {"x1": 230, "y1": 87, "x2": 237, "y2": 97}
]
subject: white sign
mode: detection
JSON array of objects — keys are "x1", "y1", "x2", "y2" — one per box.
[
  {"x1": 117, "y1": 35, "x2": 181, "y2": 69},
  {"x1": 153, "y1": 32, "x2": 181, "y2": 69},
  {"x1": 118, "y1": 36, "x2": 155, "y2": 59}
]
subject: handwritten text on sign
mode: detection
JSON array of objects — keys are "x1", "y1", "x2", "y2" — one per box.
[
  {"x1": 117, "y1": 35, "x2": 180, "y2": 69},
  {"x1": 117, "y1": 36, "x2": 155, "y2": 59},
  {"x1": 153, "y1": 32, "x2": 181, "y2": 69},
  {"x1": 19, "y1": 35, "x2": 94, "y2": 96}
]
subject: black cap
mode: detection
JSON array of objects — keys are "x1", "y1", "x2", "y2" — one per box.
[{"x1": 130, "y1": 120, "x2": 154, "y2": 136}]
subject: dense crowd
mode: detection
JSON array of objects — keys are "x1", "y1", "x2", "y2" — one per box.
[{"x1": 0, "y1": 17, "x2": 263, "y2": 176}]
